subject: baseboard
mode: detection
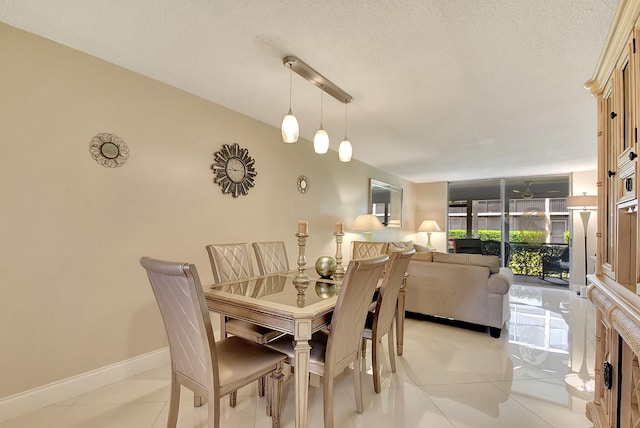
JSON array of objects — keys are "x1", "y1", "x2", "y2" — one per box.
[{"x1": 0, "y1": 347, "x2": 170, "y2": 423}]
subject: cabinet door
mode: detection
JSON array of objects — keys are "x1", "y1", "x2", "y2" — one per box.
[{"x1": 603, "y1": 83, "x2": 616, "y2": 279}]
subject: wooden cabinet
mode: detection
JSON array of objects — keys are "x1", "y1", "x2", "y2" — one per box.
[{"x1": 585, "y1": 1, "x2": 640, "y2": 426}]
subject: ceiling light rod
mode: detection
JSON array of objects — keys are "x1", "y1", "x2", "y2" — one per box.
[{"x1": 283, "y1": 56, "x2": 352, "y2": 104}]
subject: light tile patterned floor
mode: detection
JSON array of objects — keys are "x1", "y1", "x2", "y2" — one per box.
[{"x1": 0, "y1": 283, "x2": 595, "y2": 428}]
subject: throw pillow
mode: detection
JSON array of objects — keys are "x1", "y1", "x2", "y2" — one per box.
[{"x1": 413, "y1": 243, "x2": 430, "y2": 253}]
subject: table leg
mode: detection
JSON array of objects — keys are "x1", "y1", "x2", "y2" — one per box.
[
  {"x1": 396, "y1": 285, "x2": 405, "y2": 356},
  {"x1": 293, "y1": 321, "x2": 312, "y2": 428}
]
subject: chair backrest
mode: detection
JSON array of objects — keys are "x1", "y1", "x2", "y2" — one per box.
[
  {"x1": 351, "y1": 241, "x2": 389, "y2": 259},
  {"x1": 206, "y1": 243, "x2": 254, "y2": 283},
  {"x1": 454, "y1": 238, "x2": 484, "y2": 254},
  {"x1": 482, "y1": 239, "x2": 511, "y2": 267},
  {"x1": 252, "y1": 241, "x2": 290, "y2": 275},
  {"x1": 326, "y1": 254, "x2": 388, "y2": 369},
  {"x1": 140, "y1": 257, "x2": 217, "y2": 392},
  {"x1": 373, "y1": 248, "x2": 415, "y2": 333}
]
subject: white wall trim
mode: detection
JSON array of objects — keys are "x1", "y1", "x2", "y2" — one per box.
[{"x1": 0, "y1": 347, "x2": 169, "y2": 423}]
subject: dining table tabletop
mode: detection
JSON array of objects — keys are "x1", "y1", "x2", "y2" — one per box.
[{"x1": 203, "y1": 268, "x2": 406, "y2": 428}]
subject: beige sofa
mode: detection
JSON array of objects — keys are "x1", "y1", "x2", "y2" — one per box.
[{"x1": 402, "y1": 250, "x2": 513, "y2": 338}]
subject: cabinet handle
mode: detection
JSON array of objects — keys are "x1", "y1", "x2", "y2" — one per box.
[
  {"x1": 604, "y1": 361, "x2": 613, "y2": 389},
  {"x1": 608, "y1": 170, "x2": 616, "y2": 177},
  {"x1": 611, "y1": 111, "x2": 618, "y2": 119},
  {"x1": 630, "y1": 151, "x2": 638, "y2": 161}
]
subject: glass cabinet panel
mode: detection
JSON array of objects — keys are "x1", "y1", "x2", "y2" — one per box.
[{"x1": 605, "y1": 86, "x2": 616, "y2": 272}]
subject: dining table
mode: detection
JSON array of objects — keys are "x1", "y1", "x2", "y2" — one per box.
[{"x1": 203, "y1": 269, "x2": 406, "y2": 428}]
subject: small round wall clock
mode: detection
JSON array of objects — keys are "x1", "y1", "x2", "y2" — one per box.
[{"x1": 211, "y1": 143, "x2": 257, "y2": 198}]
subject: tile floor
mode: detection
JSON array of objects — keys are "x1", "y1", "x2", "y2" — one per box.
[{"x1": 0, "y1": 282, "x2": 596, "y2": 428}]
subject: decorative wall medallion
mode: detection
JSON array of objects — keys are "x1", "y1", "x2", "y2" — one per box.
[
  {"x1": 297, "y1": 175, "x2": 309, "y2": 193},
  {"x1": 89, "y1": 133, "x2": 129, "y2": 168},
  {"x1": 211, "y1": 143, "x2": 257, "y2": 198}
]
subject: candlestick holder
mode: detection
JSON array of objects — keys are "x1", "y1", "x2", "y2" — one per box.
[
  {"x1": 294, "y1": 232, "x2": 309, "y2": 284},
  {"x1": 333, "y1": 231, "x2": 345, "y2": 279}
]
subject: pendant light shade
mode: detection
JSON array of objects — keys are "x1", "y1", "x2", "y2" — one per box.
[
  {"x1": 281, "y1": 65, "x2": 299, "y2": 143},
  {"x1": 338, "y1": 102, "x2": 352, "y2": 162},
  {"x1": 339, "y1": 138, "x2": 352, "y2": 162},
  {"x1": 281, "y1": 108, "x2": 299, "y2": 143},
  {"x1": 314, "y1": 127, "x2": 330, "y2": 154},
  {"x1": 314, "y1": 88, "x2": 329, "y2": 154}
]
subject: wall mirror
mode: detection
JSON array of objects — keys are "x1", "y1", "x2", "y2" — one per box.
[{"x1": 369, "y1": 179, "x2": 403, "y2": 227}]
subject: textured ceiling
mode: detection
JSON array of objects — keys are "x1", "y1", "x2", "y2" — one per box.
[{"x1": 0, "y1": 0, "x2": 618, "y2": 183}]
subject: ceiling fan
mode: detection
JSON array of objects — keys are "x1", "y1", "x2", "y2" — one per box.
[
  {"x1": 512, "y1": 181, "x2": 561, "y2": 199},
  {"x1": 513, "y1": 181, "x2": 535, "y2": 199}
]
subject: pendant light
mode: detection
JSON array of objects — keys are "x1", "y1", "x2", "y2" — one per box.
[
  {"x1": 313, "y1": 87, "x2": 329, "y2": 154},
  {"x1": 281, "y1": 63, "x2": 299, "y2": 143},
  {"x1": 338, "y1": 101, "x2": 352, "y2": 162}
]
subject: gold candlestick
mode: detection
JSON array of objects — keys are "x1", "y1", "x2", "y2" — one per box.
[
  {"x1": 333, "y1": 231, "x2": 345, "y2": 279},
  {"x1": 294, "y1": 231, "x2": 309, "y2": 284}
]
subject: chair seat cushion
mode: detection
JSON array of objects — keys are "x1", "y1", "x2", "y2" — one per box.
[
  {"x1": 226, "y1": 319, "x2": 284, "y2": 344},
  {"x1": 216, "y1": 336, "x2": 286, "y2": 390},
  {"x1": 267, "y1": 330, "x2": 329, "y2": 367}
]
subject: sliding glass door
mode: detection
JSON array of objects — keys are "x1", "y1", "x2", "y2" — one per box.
[{"x1": 448, "y1": 175, "x2": 570, "y2": 279}]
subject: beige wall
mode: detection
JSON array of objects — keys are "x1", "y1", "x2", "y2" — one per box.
[
  {"x1": 0, "y1": 23, "x2": 416, "y2": 398},
  {"x1": 414, "y1": 182, "x2": 448, "y2": 252}
]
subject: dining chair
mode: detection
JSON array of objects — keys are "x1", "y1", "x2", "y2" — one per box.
[
  {"x1": 252, "y1": 241, "x2": 290, "y2": 275},
  {"x1": 267, "y1": 254, "x2": 389, "y2": 428},
  {"x1": 362, "y1": 248, "x2": 414, "y2": 393},
  {"x1": 351, "y1": 241, "x2": 390, "y2": 311},
  {"x1": 139, "y1": 257, "x2": 286, "y2": 428},
  {"x1": 206, "y1": 243, "x2": 283, "y2": 344},
  {"x1": 206, "y1": 243, "x2": 283, "y2": 401},
  {"x1": 351, "y1": 241, "x2": 389, "y2": 259}
]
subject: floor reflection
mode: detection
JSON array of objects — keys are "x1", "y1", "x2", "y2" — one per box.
[{"x1": 508, "y1": 283, "x2": 596, "y2": 406}]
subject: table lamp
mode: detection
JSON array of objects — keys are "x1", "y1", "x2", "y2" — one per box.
[
  {"x1": 418, "y1": 220, "x2": 441, "y2": 249},
  {"x1": 566, "y1": 192, "x2": 597, "y2": 286},
  {"x1": 350, "y1": 214, "x2": 384, "y2": 241}
]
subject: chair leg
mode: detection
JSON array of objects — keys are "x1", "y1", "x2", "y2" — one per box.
[
  {"x1": 208, "y1": 392, "x2": 220, "y2": 428},
  {"x1": 323, "y1": 372, "x2": 335, "y2": 428},
  {"x1": 353, "y1": 351, "x2": 364, "y2": 413},
  {"x1": 167, "y1": 375, "x2": 181, "y2": 428},
  {"x1": 372, "y1": 335, "x2": 381, "y2": 394},
  {"x1": 270, "y1": 364, "x2": 284, "y2": 427},
  {"x1": 361, "y1": 337, "x2": 367, "y2": 359},
  {"x1": 266, "y1": 374, "x2": 272, "y2": 417},
  {"x1": 387, "y1": 323, "x2": 396, "y2": 373}
]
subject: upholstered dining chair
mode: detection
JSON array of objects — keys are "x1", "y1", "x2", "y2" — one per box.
[
  {"x1": 139, "y1": 257, "x2": 286, "y2": 428},
  {"x1": 267, "y1": 254, "x2": 389, "y2": 428},
  {"x1": 252, "y1": 241, "x2": 290, "y2": 275},
  {"x1": 362, "y1": 248, "x2": 414, "y2": 393},
  {"x1": 206, "y1": 243, "x2": 283, "y2": 344},
  {"x1": 351, "y1": 241, "x2": 389, "y2": 259},
  {"x1": 206, "y1": 243, "x2": 283, "y2": 401}
]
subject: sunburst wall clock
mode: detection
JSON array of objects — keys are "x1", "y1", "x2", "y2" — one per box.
[{"x1": 211, "y1": 143, "x2": 257, "y2": 198}]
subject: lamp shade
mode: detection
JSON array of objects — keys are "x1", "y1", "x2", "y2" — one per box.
[
  {"x1": 338, "y1": 138, "x2": 352, "y2": 162},
  {"x1": 418, "y1": 220, "x2": 441, "y2": 232},
  {"x1": 567, "y1": 193, "x2": 597, "y2": 210},
  {"x1": 350, "y1": 214, "x2": 384, "y2": 231},
  {"x1": 281, "y1": 108, "x2": 299, "y2": 143},
  {"x1": 313, "y1": 127, "x2": 329, "y2": 154}
]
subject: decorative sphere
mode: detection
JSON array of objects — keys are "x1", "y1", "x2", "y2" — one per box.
[
  {"x1": 315, "y1": 256, "x2": 337, "y2": 278},
  {"x1": 315, "y1": 281, "x2": 337, "y2": 298}
]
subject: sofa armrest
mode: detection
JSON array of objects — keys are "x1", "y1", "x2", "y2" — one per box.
[{"x1": 487, "y1": 268, "x2": 513, "y2": 295}]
